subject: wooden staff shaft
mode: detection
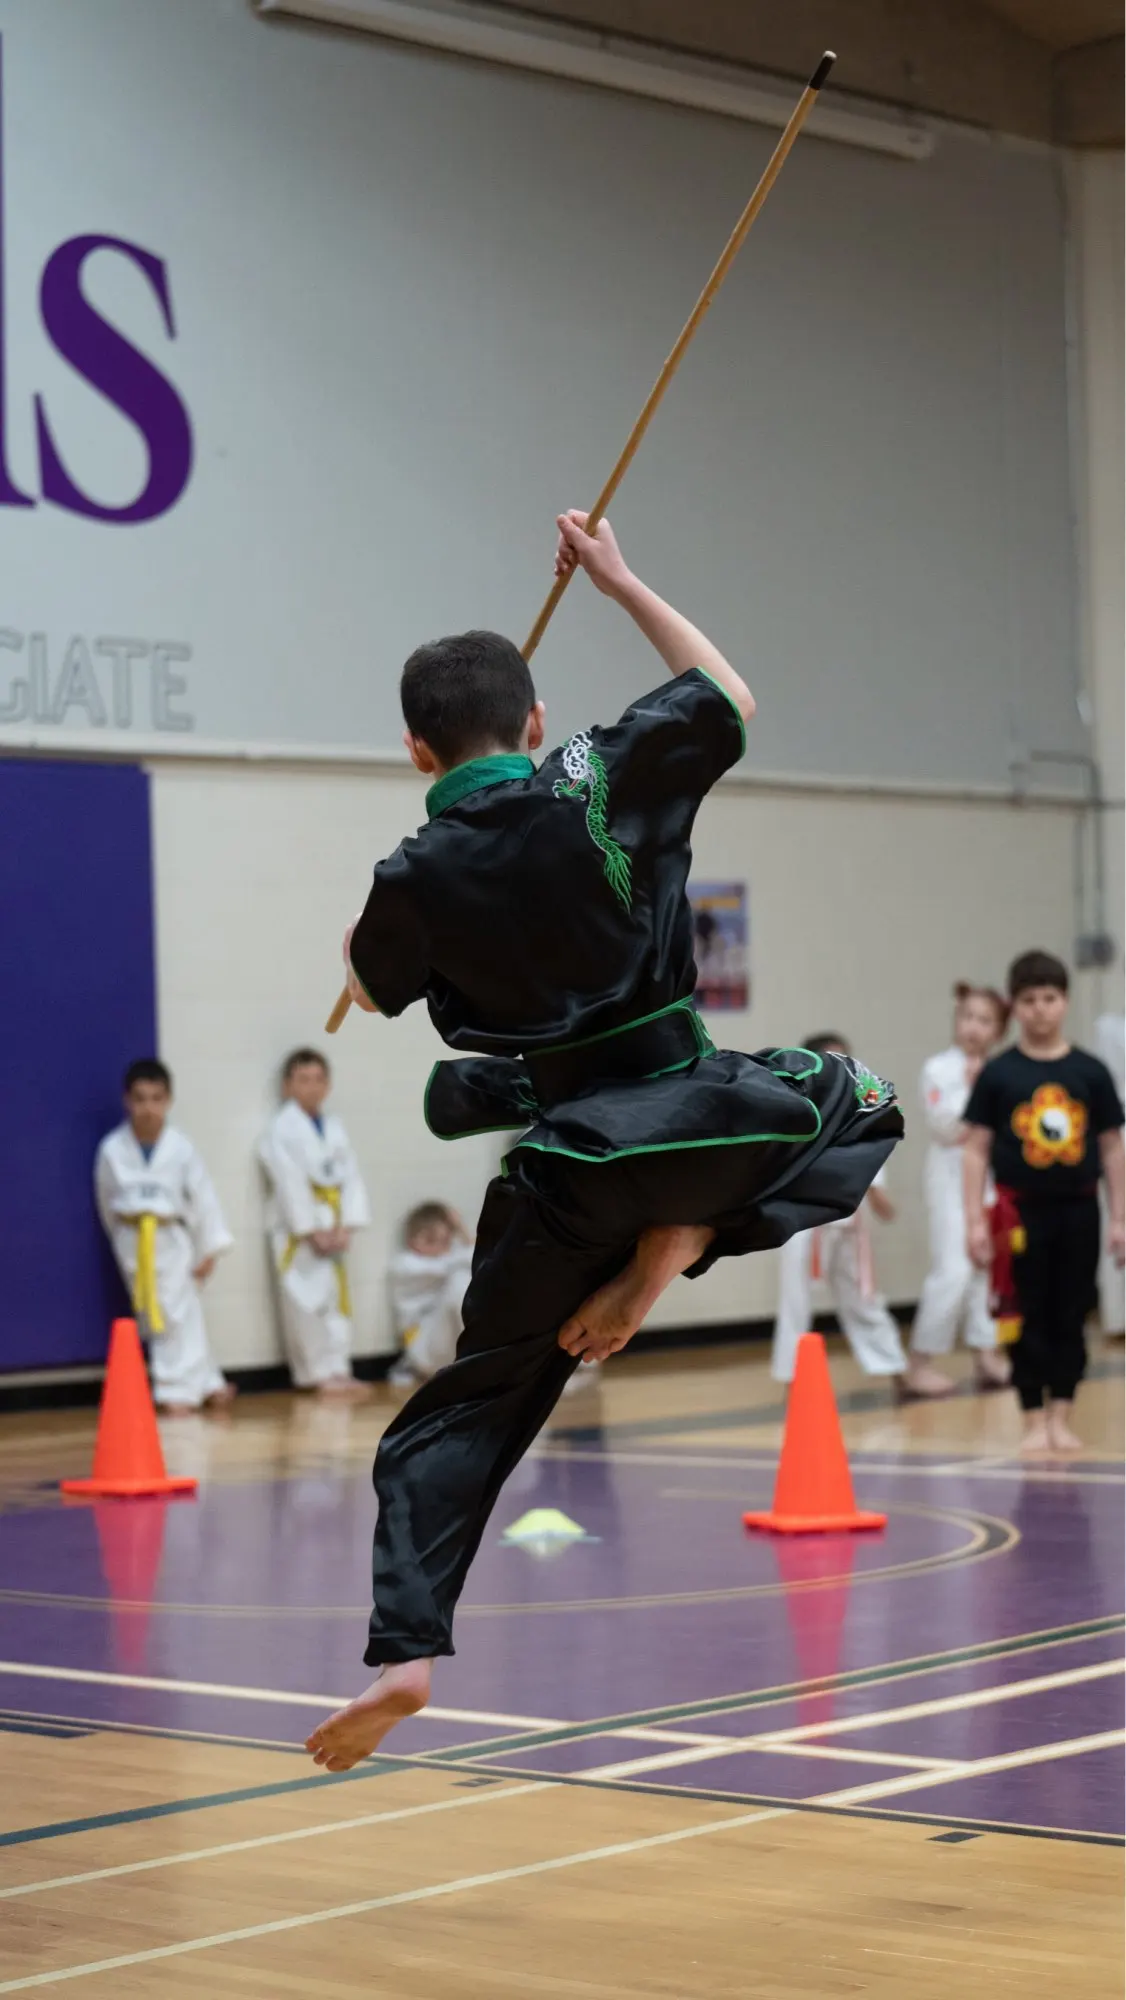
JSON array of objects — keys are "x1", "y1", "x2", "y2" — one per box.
[
  {"x1": 327, "y1": 50, "x2": 835, "y2": 1033},
  {"x1": 521, "y1": 49, "x2": 835, "y2": 661}
]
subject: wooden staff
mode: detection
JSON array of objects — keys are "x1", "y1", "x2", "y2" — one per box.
[{"x1": 327, "y1": 50, "x2": 835, "y2": 1034}]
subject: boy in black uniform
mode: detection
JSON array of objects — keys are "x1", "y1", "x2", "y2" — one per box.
[
  {"x1": 964, "y1": 949, "x2": 1125, "y2": 1455},
  {"x1": 307, "y1": 510, "x2": 903, "y2": 1770}
]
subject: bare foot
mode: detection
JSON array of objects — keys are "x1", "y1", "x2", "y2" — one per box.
[
  {"x1": 974, "y1": 1349, "x2": 1011, "y2": 1389},
  {"x1": 559, "y1": 1265, "x2": 655, "y2": 1363},
  {"x1": 559, "y1": 1223, "x2": 715, "y2": 1363},
  {"x1": 1047, "y1": 1404, "x2": 1083, "y2": 1453},
  {"x1": 203, "y1": 1382, "x2": 238, "y2": 1411},
  {"x1": 305, "y1": 1660, "x2": 432, "y2": 1770},
  {"x1": 316, "y1": 1377, "x2": 373, "y2": 1403},
  {"x1": 1020, "y1": 1413, "x2": 1051, "y2": 1455},
  {"x1": 900, "y1": 1361, "x2": 956, "y2": 1399},
  {"x1": 157, "y1": 1402, "x2": 200, "y2": 1418}
]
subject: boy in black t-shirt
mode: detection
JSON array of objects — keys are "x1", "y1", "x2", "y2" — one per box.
[{"x1": 964, "y1": 950, "x2": 1125, "y2": 1454}]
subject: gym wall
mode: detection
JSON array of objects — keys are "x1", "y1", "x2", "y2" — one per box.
[{"x1": 0, "y1": 0, "x2": 1116, "y2": 1373}]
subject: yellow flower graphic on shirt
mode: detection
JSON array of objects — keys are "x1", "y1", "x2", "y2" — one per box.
[{"x1": 1011, "y1": 1084, "x2": 1087, "y2": 1168}]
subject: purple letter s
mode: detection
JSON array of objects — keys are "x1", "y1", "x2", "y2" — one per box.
[{"x1": 35, "y1": 235, "x2": 193, "y2": 524}]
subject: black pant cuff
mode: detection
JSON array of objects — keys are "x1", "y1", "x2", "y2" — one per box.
[{"x1": 363, "y1": 1638, "x2": 454, "y2": 1666}]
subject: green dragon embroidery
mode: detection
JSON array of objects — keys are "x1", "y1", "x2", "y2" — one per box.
[
  {"x1": 553, "y1": 733, "x2": 633, "y2": 912},
  {"x1": 851, "y1": 1061, "x2": 893, "y2": 1111}
]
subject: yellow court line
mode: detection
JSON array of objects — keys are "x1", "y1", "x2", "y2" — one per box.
[
  {"x1": 813, "y1": 1729, "x2": 1126, "y2": 1807},
  {"x1": 0, "y1": 1806, "x2": 790, "y2": 1993},
  {"x1": 0, "y1": 1782, "x2": 552, "y2": 1903}
]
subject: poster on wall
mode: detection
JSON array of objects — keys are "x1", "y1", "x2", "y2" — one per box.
[{"x1": 689, "y1": 881, "x2": 749, "y2": 1011}]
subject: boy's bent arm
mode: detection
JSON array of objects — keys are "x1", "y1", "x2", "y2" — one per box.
[{"x1": 555, "y1": 511, "x2": 754, "y2": 722}]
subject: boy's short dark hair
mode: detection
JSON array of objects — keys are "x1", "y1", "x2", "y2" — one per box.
[
  {"x1": 1008, "y1": 950, "x2": 1069, "y2": 998},
  {"x1": 282, "y1": 1047, "x2": 329, "y2": 1081},
  {"x1": 803, "y1": 1031, "x2": 850, "y2": 1057},
  {"x1": 400, "y1": 631, "x2": 535, "y2": 767},
  {"x1": 404, "y1": 1201, "x2": 453, "y2": 1243},
  {"x1": 124, "y1": 1058, "x2": 172, "y2": 1094}
]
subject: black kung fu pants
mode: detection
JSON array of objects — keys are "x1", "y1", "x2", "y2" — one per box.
[
  {"x1": 1009, "y1": 1193, "x2": 1101, "y2": 1413},
  {"x1": 363, "y1": 1123, "x2": 893, "y2": 1666}
]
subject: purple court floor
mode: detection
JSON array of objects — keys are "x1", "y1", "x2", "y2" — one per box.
[{"x1": 0, "y1": 1391, "x2": 1123, "y2": 1850}]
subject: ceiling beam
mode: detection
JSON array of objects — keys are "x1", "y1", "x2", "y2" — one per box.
[
  {"x1": 1054, "y1": 36, "x2": 1125, "y2": 146},
  {"x1": 485, "y1": 0, "x2": 1056, "y2": 139}
]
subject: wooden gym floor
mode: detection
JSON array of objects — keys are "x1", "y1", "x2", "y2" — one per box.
[{"x1": 0, "y1": 1337, "x2": 1122, "y2": 1996}]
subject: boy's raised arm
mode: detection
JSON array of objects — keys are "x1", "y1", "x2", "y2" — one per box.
[{"x1": 554, "y1": 511, "x2": 755, "y2": 723}]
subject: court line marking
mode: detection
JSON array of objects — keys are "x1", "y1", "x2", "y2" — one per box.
[
  {"x1": 0, "y1": 1664, "x2": 561, "y2": 1735},
  {"x1": 0, "y1": 1664, "x2": 791, "y2": 1757},
  {"x1": 574, "y1": 1660, "x2": 1125, "y2": 1781},
  {"x1": 0, "y1": 1498, "x2": 1014, "y2": 1619},
  {"x1": 0, "y1": 1616, "x2": 1118, "y2": 1849},
  {"x1": 0, "y1": 1759, "x2": 413, "y2": 1850},
  {"x1": 437, "y1": 1757, "x2": 1125, "y2": 1845},
  {"x1": 754, "y1": 1657, "x2": 1125, "y2": 1744},
  {"x1": 812, "y1": 1729, "x2": 1126, "y2": 1806},
  {"x1": 0, "y1": 1806, "x2": 790, "y2": 1992},
  {"x1": 423, "y1": 1614, "x2": 1126, "y2": 1762},
  {"x1": 0, "y1": 1781, "x2": 552, "y2": 1902},
  {"x1": 539, "y1": 1443, "x2": 1126, "y2": 1485}
]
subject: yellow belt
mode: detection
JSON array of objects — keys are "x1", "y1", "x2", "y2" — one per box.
[
  {"x1": 131, "y1": 1212, "x2": 166, "y2": 1335},
  {"x1": 280, "y1": 1184, "x2": 352, "y2": 1319}
]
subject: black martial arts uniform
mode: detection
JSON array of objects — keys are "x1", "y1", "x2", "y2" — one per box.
[{"x1": 349, "y1": 669, "x2": 904, "y2": 1663}]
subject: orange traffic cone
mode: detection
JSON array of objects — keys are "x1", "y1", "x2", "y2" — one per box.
[
  {"x1": 744, "y1": 1332, "x2": 885, "y2": 1534},
  {"x1": 61, "y1": 1320, "x2": 198, "y2": 1498}
]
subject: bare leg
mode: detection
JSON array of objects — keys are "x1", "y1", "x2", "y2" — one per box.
[
  {"x1": 305, "y1": 1659, "x2": 432, "y2": 1770},
  {"x1": 1046, "y1": 1399, "x2": 1083, "y2": 1453},
  {"x1": 558, "y1": 1224, "x2": 715, "y2": 1363}
]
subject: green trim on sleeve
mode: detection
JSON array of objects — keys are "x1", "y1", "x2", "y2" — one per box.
[{"x1": 694, "y1": 666, "x2": 748, "y2": 758}]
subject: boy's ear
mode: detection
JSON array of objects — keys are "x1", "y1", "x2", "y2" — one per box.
[
  {"x1": 527, "y1": 701, "x2": 546, "y2": 754},
  {"x1": 404, "y1": 730, "x2": 438, "y2": 776}
]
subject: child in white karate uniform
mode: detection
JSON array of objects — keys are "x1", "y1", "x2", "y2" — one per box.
[
  {"x1": 388, "y1": 1203, "x2": 473, "y2": 1387},
  {"x1": 906, "y1": 982, "x2": 1010, "y2": 1395},
  {"x1": 260, "y1": 1048, "x2": 372, "y2": 1400},
  {"x1": 772, "y1": 1034, "x2": 905, "y2": 1388},
  {"x1": 94, "y1": 1059, "x2": 234, "y2": 1415}
]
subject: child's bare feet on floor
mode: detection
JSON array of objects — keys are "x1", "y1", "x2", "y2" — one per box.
[
  {"x1": 305, "y1": 1660, "x2": 432, "y2": 1770},
  {"x1": 1047, "y1": 1403, "x2": 1083, "y2": 1453},
  {"x1": 1020, "y1": 1412, "x2": 1051, "y2": 1455}
]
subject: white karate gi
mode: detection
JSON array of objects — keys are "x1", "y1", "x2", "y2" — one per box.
[
  {"x1": 911, "y1": 1046, "x2": 996, "y2": 1356},
  {"x1": 1096, "y1": 1014, "x2": 1125, "y2": 1336},
  {"x1": 772, "y1": 1170, "x2": 905, "y2": 1383},
  {"x1": 94, "y1": 1123, "x2": 232, "y2": 1409},
  {"x1": 388, "y1": 1242, "x2": 473, "y2": 1379},
  {"x1": 259, "y1": 1102, "x2": 371, "y2": 1387}
]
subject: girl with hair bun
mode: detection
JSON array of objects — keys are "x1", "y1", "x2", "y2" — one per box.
[{"x1": 904, "y1": 983, "x2": 1010, "y2": 1396}]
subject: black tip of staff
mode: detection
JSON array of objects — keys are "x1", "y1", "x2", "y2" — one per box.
[{"x1": 809, "y1": 51, "x2": 836, "y2": 90}]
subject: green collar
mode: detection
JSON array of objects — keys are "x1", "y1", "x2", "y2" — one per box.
[{"x1": 425, "y1": 754, "x2": 535, "y2": 820}]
